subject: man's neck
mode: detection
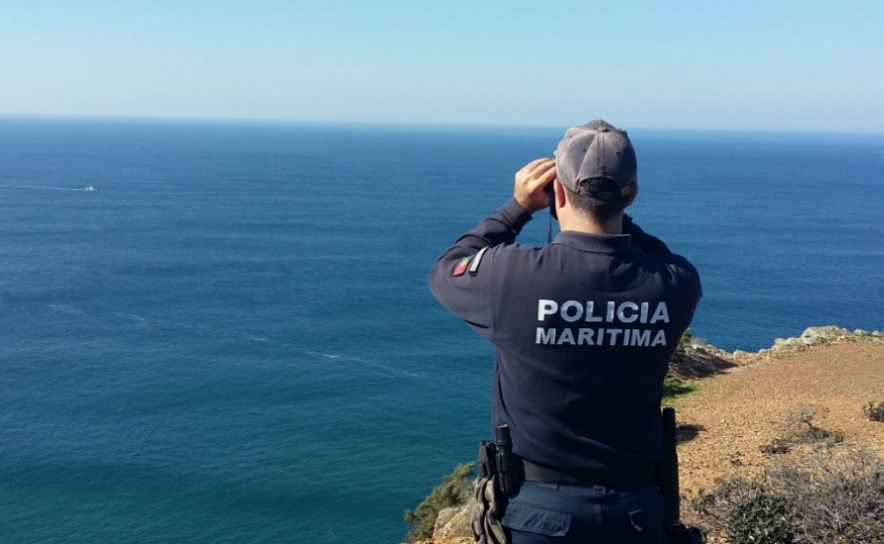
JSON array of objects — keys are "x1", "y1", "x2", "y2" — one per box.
[{"x1": 559, "y1": 214, "x2": 623, "y2": 235}]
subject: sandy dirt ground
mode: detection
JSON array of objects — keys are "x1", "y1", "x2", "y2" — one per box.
[{"x1": 672, "y1": 339, "x2": 884, "y2": 498}]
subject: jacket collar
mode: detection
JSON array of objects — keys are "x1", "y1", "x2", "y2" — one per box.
[{"x1": 552, "y1": 230, "x2": 635, "y2": 253}]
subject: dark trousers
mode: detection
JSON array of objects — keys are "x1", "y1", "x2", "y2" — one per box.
[{"x1": 499, "y1": 480, "x2": 669, "y2": 544}]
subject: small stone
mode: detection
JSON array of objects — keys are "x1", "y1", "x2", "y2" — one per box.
[{"x1": 732, "y1": 350, "x2": 752, "y2": 360}]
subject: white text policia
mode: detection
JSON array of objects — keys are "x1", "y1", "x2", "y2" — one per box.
[{"x1": 535, "y1": 300, "x2": 670, "y2": 347}]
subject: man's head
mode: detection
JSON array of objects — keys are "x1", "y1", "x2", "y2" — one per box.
[{"x1": 554, "y1": 119, "x2": 637, "y2": 225}]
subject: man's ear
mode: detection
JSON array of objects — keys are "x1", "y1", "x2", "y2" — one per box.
[
  {"x1": 625, "y1": 183, "x2": 639, "y2": 208},
  {"x1": 554, "y1": 179, "x2": 567, "y2": 210}
]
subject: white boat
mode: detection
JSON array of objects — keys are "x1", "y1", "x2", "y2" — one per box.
[{"x1": 82, "y1": 185, "x2": 97, "y2": 192}]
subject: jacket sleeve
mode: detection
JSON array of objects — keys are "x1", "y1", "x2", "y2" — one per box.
[
  {"x1": 623, "y1": 214, "x2": 672, "y2": 256},
  {"x1": 428, "y1": 198, "x2": 533, "y2": 340}
]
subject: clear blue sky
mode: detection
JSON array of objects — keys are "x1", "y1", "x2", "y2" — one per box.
[{"x1": 1, "y1": 0, "x2": 882, "y2": 132}]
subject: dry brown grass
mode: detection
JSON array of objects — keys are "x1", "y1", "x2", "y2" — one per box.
[{"x1": 670, "y1": 340, "x2": 884, "y2": 542}]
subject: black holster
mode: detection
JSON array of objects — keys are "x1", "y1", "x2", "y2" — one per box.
[
  {"x1": 477, "y1": 424, "x2": 524, "y2": 499},
  {"x1": 656, "y1": 407, "x2": 704, "y2": 544},
  {"x1": 472, "y1": 427, "x2": 520, "y2": 544}
]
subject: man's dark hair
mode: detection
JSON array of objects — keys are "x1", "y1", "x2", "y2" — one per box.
[{"x1": 564, "y1": 178, "x2": 631, "y2": 224}]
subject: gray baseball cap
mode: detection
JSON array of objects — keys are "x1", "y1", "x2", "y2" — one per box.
[{"x1": 554, "y1": 119, "x2": 637, "y2": 201}]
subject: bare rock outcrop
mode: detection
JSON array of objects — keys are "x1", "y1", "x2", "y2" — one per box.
[
  {"x1": 674, "y1": 326, "x2": 883, "y2": 377},
  {"x1": 676, "y1": 339, "x2": 737, "y2": 378},
  {"x1": 747, "y1": 326, "x2": 882, "y2": 362},
  {"x1": 431, "y1": 503, "x2": 476, "y2": 542}
]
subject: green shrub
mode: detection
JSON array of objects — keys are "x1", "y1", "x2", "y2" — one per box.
[
  {"x1": 403, "y1": 463, "x2": 474, "y2": 542},
  {"x1": 802, "y1": 426, "x2": 844, "y2": 448},
  {"x1": 760, "y1": 438, "x2": 791, "y2": 455},
  {"x1": 663, "y1": 376, "x2": 695, "y2": 399},
  {"x1": 663, "y1": 330, "x2": 696, "y2": 400},
  {"x1": 853, "y1": 330, "x2": 878, "y2": 343},
  {"x1": 727, "y1": 491, "x2": 795, "y2": 544},
  {"x1": 691, "y1": 477, "x2": 755, "y2": 519},
  {"x1": 693, "y1": 450, "x2": 884, "y2": 544},
  {"x1": 778, "y1": 406, "x2": 844, "y2": 449},
  {"x1": 692, "y1": 478, "x2": 795, "y2": 544},
  {"x1": 670, "y1": 328, "x2": 692, "y2": 367},
  {"x1": 770, "y1": 450, "x2": 884, "y2": 543}
]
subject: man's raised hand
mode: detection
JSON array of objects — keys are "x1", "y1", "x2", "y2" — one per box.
[{"x1": 514, "y1": 158, "x2": 556, "y2": 214}]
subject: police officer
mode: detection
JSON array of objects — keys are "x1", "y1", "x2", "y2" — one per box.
[{"x1": 429, "y1": 120, "x2": 702, "y2": 544}]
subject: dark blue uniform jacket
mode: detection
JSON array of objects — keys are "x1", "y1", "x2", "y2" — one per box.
[{"x1": 429, "y1": 198, "x2": 702, "y2": 482}]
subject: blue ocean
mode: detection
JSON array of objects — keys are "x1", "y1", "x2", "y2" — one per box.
[{"x1": 1, "y1": 119, "x2": 882, "y2": 543}]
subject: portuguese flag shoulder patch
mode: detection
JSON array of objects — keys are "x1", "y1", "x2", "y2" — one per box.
[{"x1": 452, "y1": 255, "x2": 473, "y2": 276}]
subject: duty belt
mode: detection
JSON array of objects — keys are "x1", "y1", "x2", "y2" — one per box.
[{"x1": 521, "y1": 458, "x2": 656, "y2": 486}]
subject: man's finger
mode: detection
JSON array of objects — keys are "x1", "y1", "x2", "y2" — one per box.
[
  {"x1": 540, "y1": 164, "x2": 556, "y2": 186},
  {"x1": 525, "y1": 161, "x2": 556, "y2": 186},
  {"x1": 520, "y1": 158, "x2": 551, "y2": 174},
  {"x1": 527, "y1": 158, "x2": 555, "y2": 174},
  {"x1": 535, "y1": 161, "x2": 556, "y2": 176}
]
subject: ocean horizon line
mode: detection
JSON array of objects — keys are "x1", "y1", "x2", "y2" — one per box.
[{"x1": 2, "y1": 113, "x2": 883, "y2": 139}]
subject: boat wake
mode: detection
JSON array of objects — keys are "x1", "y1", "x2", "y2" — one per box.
[
  {"x1": 0, "y1": 184, "x2": 98, "y2": 192},
  {"x1": 100, "y1": 312, "x2": 422, "y2": 379}
]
